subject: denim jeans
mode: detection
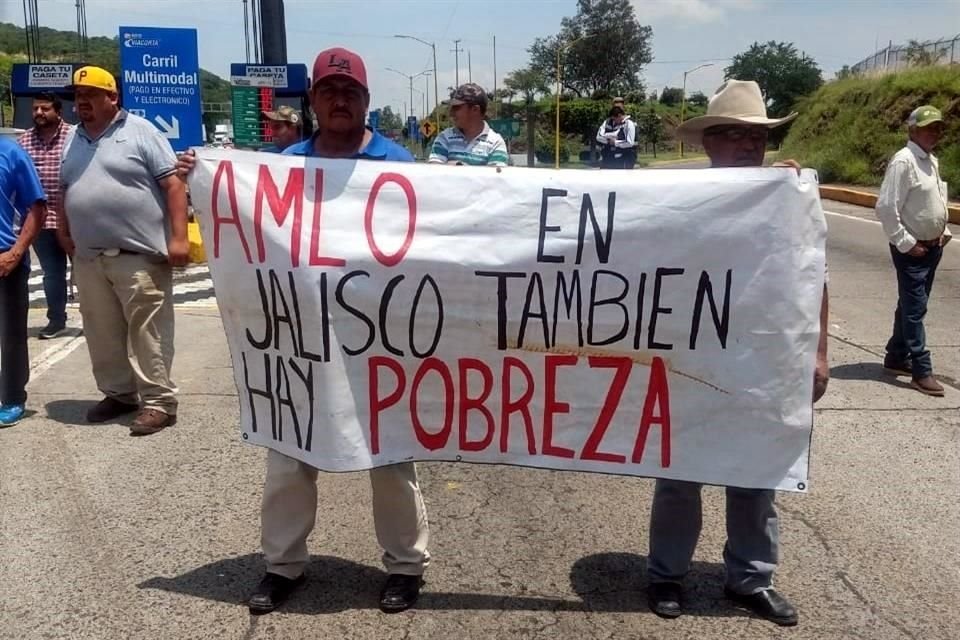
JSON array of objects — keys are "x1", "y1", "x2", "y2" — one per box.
[
  {"x1": 33, "y1": 228, "x2": 68, "y2": 325},
  {"x1": 0, "y1": 260, "x2": 30, "y2": 406},
  {"x1": 886, "y1": 243, "x2": 942, "y2": 378}
]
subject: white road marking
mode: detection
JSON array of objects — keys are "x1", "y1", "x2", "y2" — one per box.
[
  {"x1": 824, "y1": 209, "x2": 881, "y2": 225},
  {"x1": 29, "y1": 334, "x2": 87, "y2": 379}
]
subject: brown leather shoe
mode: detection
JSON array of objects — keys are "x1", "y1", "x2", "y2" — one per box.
[
  {"x1": 130, "y1": 409, "x2": 177, "y2": 436},
  {"x1": 911, "y1": 376, "x2": 945, "y2": 397},
  {"x1": 86, "y1": 397, "x2": 139, "y2": 423}
]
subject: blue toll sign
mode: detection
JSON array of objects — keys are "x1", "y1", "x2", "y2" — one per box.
[{"x1": 119, "y1": 26, "x2": 203, "y2": 151}]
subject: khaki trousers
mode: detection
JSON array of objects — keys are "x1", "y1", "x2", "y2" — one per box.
[
  {"x1": 261, "y1": 449, "x2": 430, "y2": 579},
  {"x1": 73, "y1": 253, "x2": 177, "y2": 415}
]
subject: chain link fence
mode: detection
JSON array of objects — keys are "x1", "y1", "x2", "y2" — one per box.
[{"x1": 852, "y1": 34, "x2": 960, "y2": 75}]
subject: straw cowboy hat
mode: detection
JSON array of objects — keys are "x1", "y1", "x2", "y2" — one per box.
[{"x1": 676, "y1": 79, "x2": 797, "y2": 144}]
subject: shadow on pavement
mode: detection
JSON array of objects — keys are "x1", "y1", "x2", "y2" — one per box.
[
  {"x1": 44, "y1": 399, "x2": 103, "y2": 426},
  {"x1": 138, "y1": 552, "x2": 744, "y2": 618},
  {"x1": 829, "y1": 362, "x2": 913, "y2": 389}
]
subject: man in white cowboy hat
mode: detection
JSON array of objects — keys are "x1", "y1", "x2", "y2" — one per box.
[
  {"x1": 644, "y1": 79, "x2": 829, "y2": 627},
  {"x1": 875, "y1": 105, "x2": 950, "y2": 396}
]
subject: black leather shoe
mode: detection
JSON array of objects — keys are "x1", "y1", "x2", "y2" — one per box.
[
  {"x1": 379, "y1": 574, "x2": 423, "y2": 613},
  {"x1": 248, "y1": 573, "x2": 305, "y2": 614},
  {"x1": 724, "y1": 587, "x2": 798, "y2": 626},
  {"x1": 86, "y1": 397, "x2": 139, "y2": 423},
  {"x1": 647, "y1": 582, "x2": 683, "y2": 619}
]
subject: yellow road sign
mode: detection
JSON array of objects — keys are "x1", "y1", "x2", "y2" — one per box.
[{"x1": 420, "y1": 120, "x2": 436, "y2": 139}]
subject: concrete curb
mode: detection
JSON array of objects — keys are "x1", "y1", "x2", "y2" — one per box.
[{"x1": 820, "y1": 185, "x2": 960, "y2": 224}]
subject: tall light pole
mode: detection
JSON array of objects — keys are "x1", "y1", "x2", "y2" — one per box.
[
  {"x1": 555, "y1": 34, "x2": 597, "y2": 169},
  {"x1": 679, "y1": 62, "x2": 714, "y2": 158},
  {"x1": 386, "y1": 67, "x2": 432, "y2": 119},
  {"x1": 395, "y1": 35, "x2": 440, "y2": 136}
]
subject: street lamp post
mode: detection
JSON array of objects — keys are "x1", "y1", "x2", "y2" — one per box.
[
  {"x1": 679, "y1": 62, "x2": 714, "y2": 158},
  {"x1": 386, "y1": 67, "x2": 432, "y2": 119},
  {"x1": 395, "y1": 35, "x2": 440, "y2": 136}
]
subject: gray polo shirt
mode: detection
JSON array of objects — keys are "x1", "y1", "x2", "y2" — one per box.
[{"x1": 61, "y1": 110, "x2": 177, "y2": 259}]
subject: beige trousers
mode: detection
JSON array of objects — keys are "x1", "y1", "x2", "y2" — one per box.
[
  {"x1": 261, "y1": 449, "x2": 430, "y2": 579},
  {"x1": 73, "y1": 253, "x2": 177, "y2": 415}
]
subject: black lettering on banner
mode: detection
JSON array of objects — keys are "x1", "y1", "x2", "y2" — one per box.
[
  {"x1": 409, "y1": 274, "x2": 444, "y2": 358},
  {"x1": 587, "y1": 270, "x2": 630, "y2": 346},
  {"x1": 274, "y1": 356, "x2": 295, "y2": 443},
  {"x1": 242, "y1": 351, "x2": 275, "y2": 437},
  {"x1": 289, "y1": 270, "x2": 326, "y2": 362},
  {"x1": 475, "y1": 271, "x2": 526, "y2": 350},
  {"x1": 537, "y1": 188, "x2": 567, "y2": 264},
  {"x1": 576, "y1": 192, "x2": 616, "y2": 264},
  {"x1": 289, "y1": 358, "x2": 315, "y2": 451},
  {"x1": 379, "y1": 275, "x2": 406, "y2": 357},
  {"x1": 689, "y1": 269, "x2": 732, "y2": 350},
  {"x1": 552, "y1": 270, "x2": 584, "y2": 348},
  {"x1": 518, "y1": 272, "x2": 550, "y2": 349},
  {"x1": 632, "y1": 272, "x2": 648, "y2": 350},
  {"x1": 335, "y1": 270, "x2": 375, "y2": 356},
  {"x1": 648, "y1": 268, "x2": 684, "y2": 350},
  {"x1": 247, "y1": 269, "x2": 272, "y2": 349},
  {"x1": 269, "y1": 268, "x2": 298, "y2": 356}
]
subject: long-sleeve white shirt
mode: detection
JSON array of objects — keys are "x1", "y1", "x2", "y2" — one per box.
[
  {"x1": 596, "y1": 117, "x2": 636, "y2": 149},
  {"x1": 875, "y1": 140, "x2": 951, "y2": 252}
]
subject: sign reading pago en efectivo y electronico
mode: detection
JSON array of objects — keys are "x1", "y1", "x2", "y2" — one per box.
[{"x1": 119, "y1": 26, "x2": 203, "y2": 151}]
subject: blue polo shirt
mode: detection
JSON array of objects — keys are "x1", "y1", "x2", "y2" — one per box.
[
  {"x1": 0, "y1": 137, "x2": 46, "y2": 259},
  {"x1": 283, "y1": 128, "x2": 414, "y2": 162}
]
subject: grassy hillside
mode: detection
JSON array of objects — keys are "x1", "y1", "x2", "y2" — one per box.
[{"x1": 781, "y1": 65, "x2": 960, "y2": 189}]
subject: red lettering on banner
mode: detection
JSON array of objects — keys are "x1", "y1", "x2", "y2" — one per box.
[
  {"x1": 211, "y1": 160, "x2": 252, "y2": 262},
  {"x1": 410, "y1": 357, "x2": 454, "y2": 450},
  {"x1": 368, "y1": 356, "x2": 406, "y2": 455},
  {"x1": 632, "y1": 356, "x2": 672, "y2": 467},
  {"x1": 458, "y1": 358, "x2": 495, "y2": 452},
  {"x1": 500, "y1": 357, "x2": 537, "y2": 454},
  {"x1": 254, "y1": 166, "x2": 304, "y2": 267},
  {"x1": 308, "y1": 169, "x2": 346, "y2": 267},
  {"x1": 364, "y1": 172, "x2": 417, "y2": 267},
  {"x1": 580, "y1": 356, "x2": 631, "y2": 464},
  {"x1": 542, "y1": 354, "x2": 577, "y2": 458}
]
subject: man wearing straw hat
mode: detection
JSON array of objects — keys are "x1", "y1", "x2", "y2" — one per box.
[{"x1": 645, "y1": 79, "x2": 829, "y2": 627}]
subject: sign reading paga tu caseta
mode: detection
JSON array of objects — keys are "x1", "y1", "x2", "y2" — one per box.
[
  {"x1": 119, "y1": 26, "x2": 203, "y2": 151},
  {"x1": 27, "y1": 64, "x2": 73, "y2": 88}
]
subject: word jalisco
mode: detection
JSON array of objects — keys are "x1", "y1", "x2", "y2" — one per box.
[{"x1": 210, "y1": 162, "x2": 737, "y2": 468}]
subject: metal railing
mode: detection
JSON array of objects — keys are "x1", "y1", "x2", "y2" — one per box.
[{"x1": 851, "y1": 34, "x2": 960, "y2": 75}]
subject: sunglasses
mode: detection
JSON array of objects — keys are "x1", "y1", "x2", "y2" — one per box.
[{"x1": 704, "y1": 126, "x2": 769, "y2": 143}]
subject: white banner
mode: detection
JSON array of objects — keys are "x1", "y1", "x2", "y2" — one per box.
[{"x1": 189, "y1": 149, "x2": 826, "y2": 492}]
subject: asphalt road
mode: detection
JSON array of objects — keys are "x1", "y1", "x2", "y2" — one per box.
[{"x1": 1, "y1": 200, "x2": 958, "y2": 640}]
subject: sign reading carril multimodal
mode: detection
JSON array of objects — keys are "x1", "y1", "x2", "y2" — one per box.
[
  {"x1": 119, "y1": 26, "x2": 202, "y2": 150},
  {"x1": 189, "y1": 150, "x2": 827, "y2": 492}
]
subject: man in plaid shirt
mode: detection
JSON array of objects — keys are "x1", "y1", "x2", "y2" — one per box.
[{"x1": 18, "y1": 92, "x2": 73, "y2": 339}]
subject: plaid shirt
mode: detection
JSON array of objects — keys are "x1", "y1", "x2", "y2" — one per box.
[{"x1": 18, "y1": 120, "x2": 73, "y2": 229}]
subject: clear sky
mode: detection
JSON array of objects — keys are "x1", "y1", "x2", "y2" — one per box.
[{"x1": 4, "y1": 0, "x2": 959, "y2": 118}]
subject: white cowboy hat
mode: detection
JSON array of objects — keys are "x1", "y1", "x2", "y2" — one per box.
[{"x1": 676, "y1": 79, "x2": 797, "y2": 144}]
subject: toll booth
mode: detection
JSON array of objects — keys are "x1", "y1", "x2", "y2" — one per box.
[
  {"x1": 10, "y1": 63, "x2": 85, "y2": 129},
  {"x1": 229, "y1": 63, "x2": 311, "y2": 149}
]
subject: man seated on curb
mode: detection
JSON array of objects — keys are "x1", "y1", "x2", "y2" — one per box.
[{"x1": 646, "y1": 79, "x2": 829, "y2": 628}]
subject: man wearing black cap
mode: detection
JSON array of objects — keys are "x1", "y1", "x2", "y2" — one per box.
[{"x1": 429, "y1": 83, "x2": 508, "y2": 167}]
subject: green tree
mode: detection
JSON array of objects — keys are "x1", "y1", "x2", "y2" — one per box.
[
  {"x1": 637, "y1": 107, "x2": 664, "y2": 157},
  {"x1": 659, "y1": 87, "x2": 684, "y2": 106},
  {"x1": 904, "y1": 40, "x2": 945, "y2": 67},
  {"x1": 687, "y1": 90, "x2": 708, "y2": 107},
  {"x1": 835, "y1": 65, "x2": 854, "y2": 80},
  {"x1": 378, "y1": 105, "x2": 403, "y2": 131},
  {"x1": 527, "y1": 0, "x2": 653, "y2": 97},
  {"x1": 504, "y1": 67, "x2": 548, "y2": 104},
  {"x1": 725, "y1": 41, "x2": 823, "y2": 118}
]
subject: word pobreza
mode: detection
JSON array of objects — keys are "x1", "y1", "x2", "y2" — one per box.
[{"x1": 188, "y1": 150, "x2": 827, "y2": 493}]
